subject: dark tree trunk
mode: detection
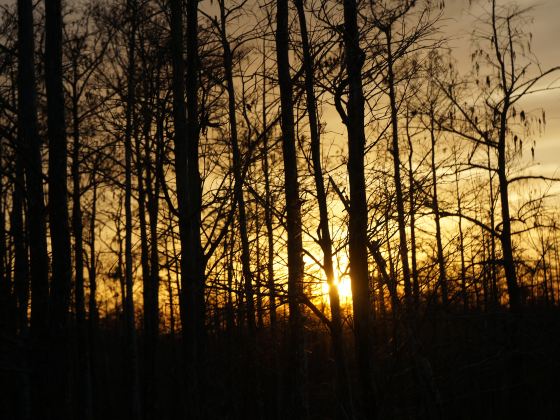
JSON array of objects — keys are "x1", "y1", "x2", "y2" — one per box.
[
  {"x1": 429, "y1": 113, "x2": 448, "y2": 306},
  {"x1": 454, "y1": 160, "x2": 468, "y2": 310},
  {"x1": 70, "y1": 83, "x2": 93, "y2": 420},
  {"x1": 294, "y1": 0, "x2": 353, "y2": 416},
  {"x1": 17, "y1": 0, "x2": 50, "y2": 417},
  {"x1": 487, "y1": 146, "x2": 498, "y2": 308},
  {"x1": 146, "y1": 154, "x2": 161, "y2": 418},
  {"x1": 261, "y1": 47, "x2": 280, "y2": 418},
  {"x1": 140, "y1": 90, "x2": 161, "y2": 420},
  {"x1": 11, "y1": 157, "x2": 31, "y2": 419},
  {"x1": 406, "y1": 118, "x2": 420, "y2": 308},
  {"x1": 185, "y1": 3, "x2": 206, "y2": 389},
  {"x1": 275, "y1": 0, "x2": 307, "y2": 415},
  {"x1": 217, "y1": 3, "x2": 260, "y2": 412},
  {"x1": 170, "y1": 0, "x2": 205, "y2": 414},
  {"x1": 491, "y1": 0, "x2": 520, "y2": 313},
  {"x1": 0, "y1": 141, "x2": 11, "y2": 334},
  {"x1": 219, "y1": 1, "x2": 256, "y2": 335},
  {"x1": 255, "y1": 210, "x2": 264, "y2": 330},
  {"x1": 124, "y1": 1, "x2": 141, "y2": 418},
  {"x1": 87, "y1": 168, "x2": 100, "y2": 418},
  {"x1": 342, "y1": 0, "x2": 378, "y2": 417},
  {"x1": 497, "y1": 109, "x2": 520, "y2": 311},
  {"x1": 134, "y1": 91, "x2": 154, "y2": 420},
  {"x1": 385, "y1": 27, "x2": 413, "y2": 312},
  {"x1": 45, "y1": 0, "x2": 72, "y2": 414},
  {"x1": 12, "y1": 153, "x2": 29, "y2": 334}
]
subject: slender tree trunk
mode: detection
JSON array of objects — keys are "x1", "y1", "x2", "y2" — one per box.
[
  {"x1": 12, "y1": 152, "x2": 29, "y2": 334},
  {"x1": 294, "y1": 0, "x2": 353, "y2": 416},
  {"x1": 261, "y1": 47, "x2": 280, "y2": 418},
  {"x1": 0, "y1": 145, "x2": 10, "y2": 333},
  {"x1": 429, "y1": 113, "x2": 448, "y2": 306},
  {"x1": 164, "y1": 235, "x2": 175, "y2": 338},
  {"x1": 343, "y1": 0, "x2": 377, "y2": 416},
  {"x1": 276, "y1": 0, "x2": 307, "y2": 415},
  {"x1": 170, "y1": 0, "x2": 205, "y2": 413},
  {"x1": 45, "y1": 0, "x2": 73, "y2": 414},
  {"x1": 143, "y1": 99, "x2": 161, "y2": 420},
  {"x1": 491, "y1": 0, "x2": 521, "y2": 312},
  {"x1": 87, "y1": 170, "x2": 100, "y2": 418},
  {"x1": 497, "y1": 123, "x2": 520, "y2": 311},
  {"x1": 11, "y1": 157, "x2": 31, "y2": 420},
  {"x1": 540, "y1": 238, "x2": 549, "y2": 304},
  {"x1": 169, "y1": 0, "x2": 187, "y2": 321},
  {"x1": 12, "y1": 156, "x2": 31, "y2": 419},
  {"x1": 134, "y1": 90, "x2": 154, "y2": 420},
  {"x1": 482, "y1": 229, "x2": 489, "y2": 311},
  {"x1": 255, "y1": 208, "x2": 264, "y2": 329},
  {"x1": 471, "y1": 248, "x2": 481, "y2": 308},
  {"x1": 17, "y1": 0, "x2": 50, "y2": 417},
  {"x1": 455, "y1": 161, "x2": 468, "y2": 310},
  {"x1": 124, "y1": 1, "x2": 141, "y2": 417},
  {"x1": 546, "y1": 240, "x2": 555, "y2": 304},
  {"x1": 385, "y1": 27, "x2": 413, "y2": 312},
  {"x1": 70, "y1": 83, "x2": 93, "y2": 420},
  {"x1": 219, "y1": 1, "x2": 256, "y2": 335},
  {"x1": 554, "y1": 235, "x2": 560, "y2": 301},
  {"x1": 487, "y1": 146, "x2": 498, "y2": 308},
  {"x1": 385, "y1": 203, "x2": 397, "y2": 317},
  {"x1": 406, "y1": 117, "x2": 420, "y2": 307},
  {"x1": 185, "y1": 4, "x2": 206, "y2": 395},
  {"x1": 262, "y1": 45, "x2": 276, "y2": 334},
  {"x1": 115, "y1": 209, "x2": 126, "y2": 318}
]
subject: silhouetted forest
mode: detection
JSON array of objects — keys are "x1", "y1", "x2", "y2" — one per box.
[{"x1": 1, "y1": 0, "x2": 560, "y2": 419}]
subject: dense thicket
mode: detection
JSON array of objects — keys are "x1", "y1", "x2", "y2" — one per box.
[{"x1": 0, "y1": 0, "x2": 559, "y2": 419}]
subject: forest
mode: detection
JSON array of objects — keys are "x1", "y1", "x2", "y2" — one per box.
[{"x1": 1, "y1": 0, "x2": 560, "y2": 418}]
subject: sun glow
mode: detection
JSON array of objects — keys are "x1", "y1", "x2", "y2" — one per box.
[{"x1": 321, "y1": 272, "x2": 353, "y2": 302}]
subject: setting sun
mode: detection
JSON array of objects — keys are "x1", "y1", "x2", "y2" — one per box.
[{"x1": 321, "y1": 272, "x2": 353, "y2": 301}]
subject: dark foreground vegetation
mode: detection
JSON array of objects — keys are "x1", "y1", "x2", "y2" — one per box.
[
  {"x1": 0, "y1": 0, "x2": 559, "y2": 418},
  {"x1": 4, "y1": 305, "x2": 560, "y2": 419}
]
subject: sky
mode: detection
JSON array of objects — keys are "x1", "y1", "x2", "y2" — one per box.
[
  {"x1": 444, "y1": 0, "x2": 560, "y2": 182},
  {"x1": 3, "y1": 0, "x2": 558, "y2": 189}
]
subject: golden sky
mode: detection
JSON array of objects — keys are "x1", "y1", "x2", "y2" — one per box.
[{"x1": 444, "y1": 0, "x2": 560, "y2": 188}]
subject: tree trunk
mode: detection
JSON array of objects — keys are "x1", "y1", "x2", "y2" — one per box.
[
  {"x1": 487, "y1": 146, "x2": 498, "y2": 308},
  {"x1": 134, "y1": 88, "x2": 155, "y2": 420},
  {"x1": 0, "y1": 141, "x2": 11, "y2": 334},
  {"x1": 12, "y1": 152, "x2": 29, "y2": 334},
  {"x1": 406, "y1": 117, "x2": 420, "y2": 307},
  {"x1": 87, "y1": 170, "x2": 100, "y2": 418},
  {"x1": 497, "y1": 107, "x2": 520, "y2": 311},
  {"x1": 170, "y1": 0, "x2": 205, "y2": 413},
  {"x1": 275, "y1": 0, "x2": 306, "y2": 415},
  {"x1": 143, "y1": 97, "x2": 161, "y2": 420},
  {"x1": 385, "y1": 27, "x2": 413, "y2": 312},
  {"x1": 261, "y1": 45, "x2": 280, "y2": 418},
  {"x1": 489, "y1": 0, "x2": 522, "y2": 313},
  {"x1": 294, "y1": 0, "x2": 353, "y2": 416},
  {"x1": 343, "y1": 0, "x2": 377, "y2": 416},
  {"x1": 454, "y1": 156, "x2": 468, "y2": 310},
  {"x1": 17, "y1": 0, "x2": 50, "y2": 417},
  {"x1": 124, "y1": 1, "x2": 141, "y2": 417},
  {"x1": 219, "y1": 1, "x2": 256, "y2": 335},
  {"x1": 70, "y1": 81, "x2": 93, "y2": 420},
  {"x1": 429, "y1": 113, "x2": 448, "y2": 306},
  {"x1": 45, "y1": 0, "x2": 73, "y2": 413}
]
